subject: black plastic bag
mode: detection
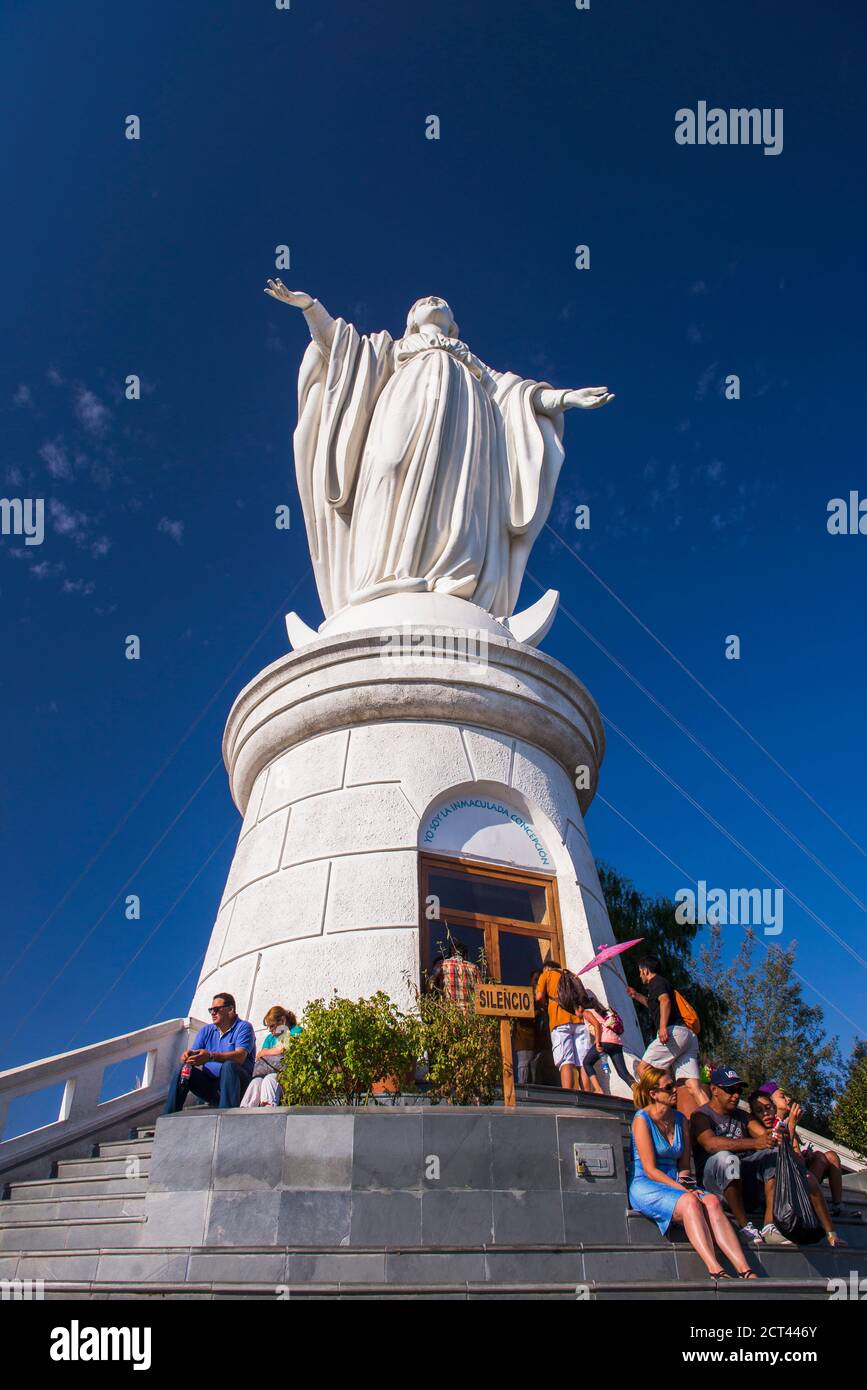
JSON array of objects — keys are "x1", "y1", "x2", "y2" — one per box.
[{"x1": 772, "y1": 1136, "x2": 824, "y2": 1244}]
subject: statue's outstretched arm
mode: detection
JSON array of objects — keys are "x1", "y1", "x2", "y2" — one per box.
[
  {"x1": 535, "y1": 385, "x2": 615, "y2": 416},
  {"x1": 264, "y1": 279, "x2": 337, "y2": 355}
]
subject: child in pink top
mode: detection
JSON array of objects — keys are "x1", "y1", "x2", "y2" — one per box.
[{"x1": 583, "y1": 999, "x2": 632, "y2": 1087}]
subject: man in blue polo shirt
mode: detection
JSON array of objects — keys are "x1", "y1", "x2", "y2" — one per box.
[{"x1": 164, "y1": 992, "x2": 256, "y2": 1113}]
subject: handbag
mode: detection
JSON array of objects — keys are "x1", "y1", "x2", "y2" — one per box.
[
  {"x1": 772, "y1": 1135, "x2": 824, "y2": 1244},
  {"x1": 252, "y1": 1050, "x2": 282, "y2": 1079}
]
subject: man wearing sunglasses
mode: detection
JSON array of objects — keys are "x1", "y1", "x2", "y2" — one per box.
[
  {"x1": 164, "y1": 993, "x2": 256, "y2": 1113},
  {"x1": 691, "y1": 1066, "x2": 780, "y2": 1245}
]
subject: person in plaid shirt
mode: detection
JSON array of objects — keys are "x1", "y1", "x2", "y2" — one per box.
[{"x1": 430, "y1": 940, "x2": 482, "y2": 1010}]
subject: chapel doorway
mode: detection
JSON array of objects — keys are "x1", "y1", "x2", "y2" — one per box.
[{"x1": 419, "y1": 853, "x2": 564, "y2": 1085}]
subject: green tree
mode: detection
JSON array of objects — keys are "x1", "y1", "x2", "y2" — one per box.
[
  {"x1": 832, "y1": 1042, "x2": 867, "y2": 1160},
  {"x1": 695, "y1": 924, "x2": 843, "y2": 1132},
  {"x1": 598, "y1": 863, "x2": 727, "y2": 1048}
]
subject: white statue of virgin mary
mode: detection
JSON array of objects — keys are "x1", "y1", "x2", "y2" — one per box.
[{"x1": 265, "y1": 283, "x2": 613, "y2": 621}]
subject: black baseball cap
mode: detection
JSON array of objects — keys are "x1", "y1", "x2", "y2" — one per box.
[{"x1": 710, "y1": 1066, "x2": 745, "y2": 1090}]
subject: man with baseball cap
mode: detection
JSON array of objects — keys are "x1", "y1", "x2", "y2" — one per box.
[{"x1": 691, "y1": 1066, "x2": 782, "y2": 1245}]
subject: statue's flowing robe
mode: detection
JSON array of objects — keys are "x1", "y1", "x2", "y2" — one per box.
[{"x1": 294, "y1": 319, "x2": 566, "y2": 619}]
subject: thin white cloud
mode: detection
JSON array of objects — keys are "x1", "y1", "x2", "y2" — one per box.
[
  {"x1": 695, "y1": 361, "x2": 719, "y2": 401},
  {"x1": 39, "y1": 438, "x2": 72, "y2": 480},
  {"x1": 157, "y1": 516, "x2": 184, "y2": 545},
  {"x1": 49, "y1": 498, "x2": 90, "y2": 540},
  {"x1": 49, "y1": 498, "x2": 109, "y2": 556},
  {"x1": 31, "y1": 559, "x2": 66, "y2": 580},
  {"x1": 13, "y1": 384, "x2": 33, "y2": 408},
  {"x1": 75, "y1": 386, "x2": 111, "y2": 436}
]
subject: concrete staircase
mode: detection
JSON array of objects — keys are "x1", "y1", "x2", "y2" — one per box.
[
  {"x1": 2, "y1": 1119, "x2": 865, "y2": 1299},
  {"x1": 0, "y1": 1125, "x2": 154, "y2": 1262}
]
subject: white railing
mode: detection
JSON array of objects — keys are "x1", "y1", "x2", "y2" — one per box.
[
  {"x1": 0, "y1": 1018, "x2": 205, "y2": 1173},
  {"x1": 791, "y1": 1122, "x2": 866, "y2": 1173}
]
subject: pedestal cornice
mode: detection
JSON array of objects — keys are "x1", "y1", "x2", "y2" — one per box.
[{"x1": 223, "y1": 629, "x2": 605, "y2": 816}]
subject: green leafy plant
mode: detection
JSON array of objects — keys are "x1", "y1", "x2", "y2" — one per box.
[
  {"x1": 279, "y1": 985, "x2": 503, "y2": 1108},
  {"x1": 279, "y1": 992, "x2": 419, "y2": 1106},
  {"x1": 415, "y1": 989, "x2": 501, "y2": 1105},
  {"x1": 832, "y1": 1044, "x2": 867, "y2": 1160}
]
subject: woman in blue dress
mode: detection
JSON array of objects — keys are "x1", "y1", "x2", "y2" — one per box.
[{"x1": 630, "y1": 1066, "x2": 758, "y2": 1280}]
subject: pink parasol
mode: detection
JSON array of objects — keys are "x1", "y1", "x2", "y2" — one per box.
[{"x1": 576, "y1": 937, "x2": 644, "y2": 976}]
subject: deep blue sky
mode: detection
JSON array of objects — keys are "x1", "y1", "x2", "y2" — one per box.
[{"x1": 2, "y1": 1, "x2": 865, "y2": 1082}]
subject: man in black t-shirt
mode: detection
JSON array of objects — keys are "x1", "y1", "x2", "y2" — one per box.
[
  {"x1": 692, "y1": 1067, "x2": 778, "y2": 1244},
  {"x1": 628, "y1": 955, "x2": 709, "y2": 1106}
]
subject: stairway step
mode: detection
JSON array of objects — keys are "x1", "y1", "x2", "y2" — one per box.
[
  {"x1": 627, "y1": 1205, "x2": 867, "y2": 1250},
  {"x1": 8, "y1": 1173, "x2": 149, "y2": 1198},
  {"x1": 58, "y1": 1156, "x2": 150, "y2": 1179},
  {"x1": 0, "y1": 1216, "x2": 145, "y2": 1252},
  {"x1": 0, "y1": 1194, "x2": 146, "y2": 1224},
  {"x1": 97, "y1": 1138, "x2": 153, "y2": 1159},
  {"x1": 2, "y1": 1239, "x2": 861, "y2": 1289},
  {"x1": 31, "y1": 1275, "x2": 833, "y2": 1300}
]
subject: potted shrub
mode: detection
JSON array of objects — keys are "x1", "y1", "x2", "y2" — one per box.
[{"x1": 279, "y1": 992, "x2": 419, "y2": 1106}]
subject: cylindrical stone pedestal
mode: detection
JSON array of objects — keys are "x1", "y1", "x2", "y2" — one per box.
[{"x1": 190, "y1": 615, "x2": 644, "y2": 1089}]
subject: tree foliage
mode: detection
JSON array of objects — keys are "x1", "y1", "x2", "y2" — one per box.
[
  {"x1": 695, "y1": 924, "x2": 843, "y2": 1132},
  {"x1": 598, "y1": 863, "x2": 727, "y2": 1048},
  {"x1": 832, "y1": 1042, "x2": 867, "y2": 1159}
]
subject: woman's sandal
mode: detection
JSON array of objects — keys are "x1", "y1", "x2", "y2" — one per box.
[
  {"x1": 709, "y1": 1270, "x2": 732, "y2": 1281},
  {"x1": 737, "y1": 1270, "x2": 758, "y2": 1280}
]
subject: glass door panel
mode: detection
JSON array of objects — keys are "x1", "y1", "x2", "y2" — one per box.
[
  {"x1": 424, "y1": 921, "x2": 488, "y2": 985},
  {"x1": 427, "y1": 868, "x2": 548, "y2": 924},
  {"x1": 495, "y1": 929, "x2": 556, "y2": 987}
]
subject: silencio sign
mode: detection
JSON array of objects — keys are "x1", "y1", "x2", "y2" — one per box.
[
  {"x1": 474, "y1": 981, "x2": 536, "y2": 1107},
  {"x1": 475, "y1": 984, "x2": 534, "y2": 1018}
]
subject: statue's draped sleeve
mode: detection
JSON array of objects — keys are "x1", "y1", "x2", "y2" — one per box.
[
  {"x1": 491, "y1": 372, "x2": 567, "y2": 615},
  {"x1": 294, "y1": 318, "x2": 394, "y2": 615}
]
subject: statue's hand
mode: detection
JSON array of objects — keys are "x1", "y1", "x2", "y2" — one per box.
[
  {"x1": 565, "y1": 386, "x2": 615, "y2": 410},
  {"x1": 264, "y1": 279, "x2": 314, "y2": 310}
]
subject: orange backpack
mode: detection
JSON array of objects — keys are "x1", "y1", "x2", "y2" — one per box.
[{"x1": 675, "y1": 990, "x2": 700, "y2": 1034}]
